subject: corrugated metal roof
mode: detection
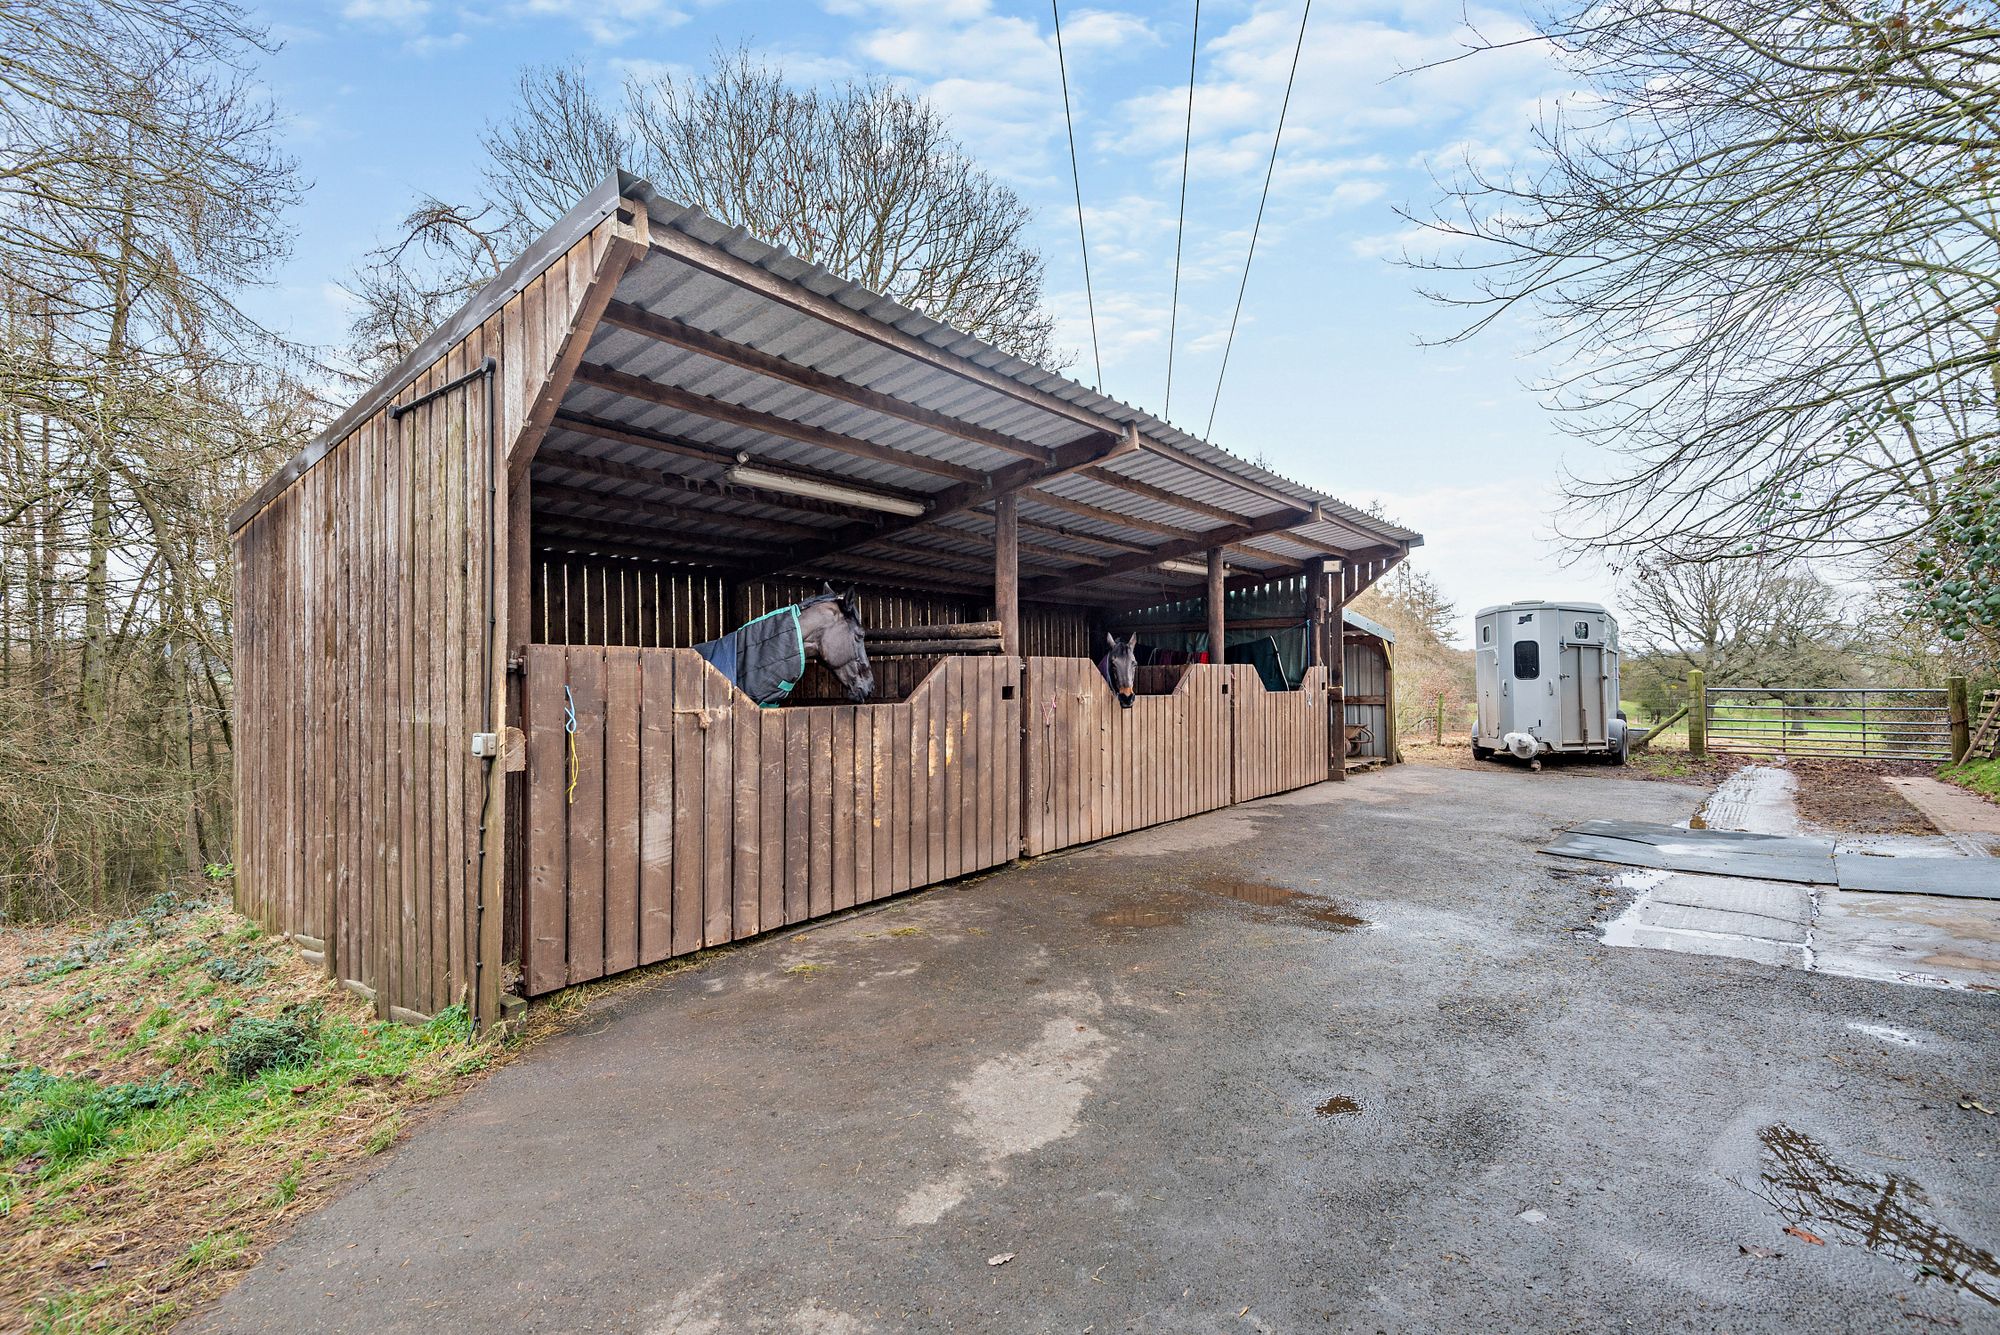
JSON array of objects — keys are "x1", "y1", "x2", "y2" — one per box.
[
  {"x1": 234, "y1": 169, "x2": 1420, "y2": 600},
  {"x1": 622, "y1": 175, "x2": 1418, "y2": 543}
]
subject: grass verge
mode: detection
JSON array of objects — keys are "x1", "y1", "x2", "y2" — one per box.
[
  {"x1": 1, "y1": 886, "x2": 498, "y2": 1332},
  {"x1": 1941, "y1": 757, "x2": 2000, "y2": 805}
]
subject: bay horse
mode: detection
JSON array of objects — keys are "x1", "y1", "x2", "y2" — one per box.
[{"x1": 1100, "y1": 632, "x2": 1138, "y2": 709}]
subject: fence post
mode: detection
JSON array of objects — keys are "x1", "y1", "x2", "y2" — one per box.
[
  {"x1": 1948, "y1": 675, "x2": 1970, "y2": 763},
  {"x1": 1434, "y1": 693, "x2": 1445, "y2": 745},
  {"x1": 1687, "y1": 670, "x2": 1706, "y2": 757}
]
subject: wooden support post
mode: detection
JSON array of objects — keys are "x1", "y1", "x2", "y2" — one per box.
[
  {"x1": 1382, "y1": 641, "x2": 1400, "y2": 764},
  {"x1": 1206, "y1": 548, "x2": 1226, "y2": 663},
  {"x1": 1434, "y1": 692, "x2": 1445, "y2": 746},
  {"x1": 507, "y1": 460, "x2": 534, "y2": 651},
  {"x1": 1947, "y1": 675, "x2": 1970, "y2": 762},
  {"x1": 1311, "y1": 557, "x2": 1345, "y2": 781},
  {"x1": 993, "y1": 491, "x2": 1020, "y2": 656},
  {"x1": 1687, "y1": 669, "x2": 1707, "y2": 758}
]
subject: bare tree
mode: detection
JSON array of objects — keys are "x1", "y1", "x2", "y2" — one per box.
[
  {"x1": 1350, "y1": 563, "x2": 1475, "y2": 736},
  {"x1": 1621, "y1": 556, "x2": 1856, "y2": 686},
  {"x1": 1408, "y1": 0, "x2": 2000, "y2": 567},
  {"x1": 0, "y1": 0, "x2": 304, "y2": 917},
  {"x1": 349, "y1": 49, "x2": 1059, "y2": 375}
]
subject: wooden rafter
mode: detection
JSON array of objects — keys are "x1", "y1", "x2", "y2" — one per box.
[
  {"x1": 1074, "y1": 464, "x2": 1293, "y2": 528},
  {"x1": 736, "y1": 424, "x2": 1138, "y2": 584},
  {"x1": 532, "y1": 484, "x2": 832, "y2": 542},
  {"x1": 979, "y1": 507, "x2": 1157, "y2": 555},
  {"x1": 535, "y1": 448, "x2": 892, "y2": 525},
  {"x1": 1020, "y1": 504, "x2": 1331, "y2": 599},
  {"x1": 598, "y1": 300, "x2": 1053, "y2": 463},
  {"x1": 549, "y1": 412, "x2": 933, "y2": 504},
  {"x1": 1019, "y1": 487, "x2": 1205, "y2": 542},
  {"x1": 572, "y1": 362, "x2": 985, "y2": 484},
  {"x1": 644, "y1": 220, "x2": 1121, "y2": 439},
  {"x1": 534, "y1": 519, "x2": 775, "y2": 562}
]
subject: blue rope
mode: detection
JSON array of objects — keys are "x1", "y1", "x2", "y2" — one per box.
[{"x1": 564, "y1": 685, "x2": 579, "y2": 805}]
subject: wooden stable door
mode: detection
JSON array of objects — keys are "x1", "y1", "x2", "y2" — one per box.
[
  {"x1": 1021, "y1": 659, "x2": 1233, "y2": 857},
  {"x1": 517, "y1": 647, "x2": 1020, "y2": 995}
]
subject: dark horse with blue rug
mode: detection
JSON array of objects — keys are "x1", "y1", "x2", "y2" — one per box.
[{"x1": 695, "y1": 584, "x2": 874, "y2": 705}]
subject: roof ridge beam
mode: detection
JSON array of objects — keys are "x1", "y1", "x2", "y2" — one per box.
[
  {"x1": 598, "y1": 300, "x2": 1053, "y2": 464},
  {"x1": 572, "y1": 362, "x2": 985, "y2": 484}
]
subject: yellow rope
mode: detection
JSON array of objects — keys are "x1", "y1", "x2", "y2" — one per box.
[{"x1": 564, "y1": 685, "x2": 580, "y2": 806}]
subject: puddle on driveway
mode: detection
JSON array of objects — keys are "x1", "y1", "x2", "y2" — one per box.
[
  {"x1": 1195, "y1": 875, "x2": 1368, "y2": 932},
  {"x1": 1200, "y1": 876, "x2": 1298, "y2": 907},
  {"x1": 1300, "y1": 904, "x2": 1367, "y2": 930},
  {"x1": 1315, "y1": 1095, "x2": 1361, "y2": 1117},
  {"x1": 1751, "y1": 1124, "x2": 1999, "y2": 1306},
  {"x1": 1090, "y1": 903, "x2": 1186, "y2": 930}
]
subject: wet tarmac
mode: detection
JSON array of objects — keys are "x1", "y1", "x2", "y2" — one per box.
[
  {"x1": 192, "y1": 765, "x2": 2000, "y2": 1335},
  {"x1": 1597, "y1": 766, "x2": 2000, "y2": 989}
]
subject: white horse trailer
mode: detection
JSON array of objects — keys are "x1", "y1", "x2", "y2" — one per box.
[{"x1": 1472, "y1": 601, "x2": 1629, "y2": 767}]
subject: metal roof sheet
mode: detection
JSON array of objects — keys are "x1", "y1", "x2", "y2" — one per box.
[{"x1": 235, "y1": 170, "x2": 1420, "y2": 599}]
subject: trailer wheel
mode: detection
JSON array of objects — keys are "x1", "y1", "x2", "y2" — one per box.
[{"x1": 1471, "y1": 743, "x2": 1493, "y2": 761}]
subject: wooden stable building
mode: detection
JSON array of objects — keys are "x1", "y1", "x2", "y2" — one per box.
[{"x1": 229, "y1": 173, "x2": 1421, "y2": 1027}]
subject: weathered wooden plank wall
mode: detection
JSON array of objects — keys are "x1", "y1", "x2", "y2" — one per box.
[
  {"x1": 1231, "y1": 665, "x2": 1331, "y2": 801},
  {"x1": 529, "y1": 553, "x2": 1091, "y2": 660},
  {"x1": 1021, "y1": 658, "x2": 1233, "y2": 857},
  {"x1": 518, "y1": 647, "x2": 1021, "y2": 995},
  {"x1": 232, "y1": 211, "x2": 634, "y2": 1025}
]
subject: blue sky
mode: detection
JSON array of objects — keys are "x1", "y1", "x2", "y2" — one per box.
[{"x1": 250, "y1": 0, "x2": 1622, "y2": 640}]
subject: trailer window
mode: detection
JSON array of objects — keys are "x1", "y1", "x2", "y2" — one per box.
[
  {"x1": 1481, "y1": 625, "x2": 1491, "y2": 644},
  {"x1": 1513, "y1": 641, "x2": 1540, "y2": 679}
]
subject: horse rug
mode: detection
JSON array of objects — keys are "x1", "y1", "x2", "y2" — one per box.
[{"x1": 694, "y1": 605, "x2": 806, "y2": 707}]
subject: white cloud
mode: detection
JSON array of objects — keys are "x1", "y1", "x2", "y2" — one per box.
[
  {"x1": 341, "y1": 0, "x2": 430, "y2": 27},
  {"x1": 515, "y1": 0, "x2": 690, "y2": 45},
  {"x1": 1360, "y1": 478, "x2": 1623, "y2": 643}
]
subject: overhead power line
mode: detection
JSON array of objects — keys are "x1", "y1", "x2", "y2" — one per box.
[
  {"x1": 1205, "y1": 0, "x2": 1313, "y2": 441},
  {"x1": 1164, "y1": 0, "x2": 1200, "y2": 422},
  {"x1": 1051, "y1": 0, "x2": 1103, "y2": 391}
]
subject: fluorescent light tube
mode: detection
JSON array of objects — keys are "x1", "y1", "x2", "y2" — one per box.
[
  {"x1": 724, "y1": 464, "x2": 927, "y2": 517},
  {"x1": 1157, "y1": 558, "x2": 1213, "y2": 576}
]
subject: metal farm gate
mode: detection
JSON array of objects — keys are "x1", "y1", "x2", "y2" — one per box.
[{"x1": 1703, "y1": 686, "x2": 1952, "y2": 761}]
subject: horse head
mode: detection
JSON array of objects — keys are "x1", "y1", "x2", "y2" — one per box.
[
  {"x1": 1102, "y1": 632, "x2": 1138, "y2": 709},
  {"x1": 807, "y1": 583, "x2": 874, "y2": 703}
]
